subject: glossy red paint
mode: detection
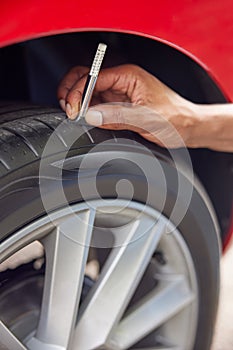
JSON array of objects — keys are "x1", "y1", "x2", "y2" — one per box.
[
  {"x1": 0, "y1": 0, "x2": 233, "y2": 101},
  {"x1": 223, "y1": 206, "x2": 233, "y2": 251},
  {"x1": 0, "y1": 0, "x2": 232, "y2": 247}
]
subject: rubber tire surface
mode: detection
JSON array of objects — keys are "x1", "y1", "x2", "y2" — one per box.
[{"x1": 0, "y1": 104, "x2": 220, "y2": 350}]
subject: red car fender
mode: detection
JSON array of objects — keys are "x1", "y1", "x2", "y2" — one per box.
[{"x1": 0, "y1": 0, "x2": 233, "y2": 100}]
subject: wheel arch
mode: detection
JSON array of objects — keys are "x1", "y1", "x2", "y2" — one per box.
[{"x1": 0, "y1": 30, "x2": 232, "y2": 248}]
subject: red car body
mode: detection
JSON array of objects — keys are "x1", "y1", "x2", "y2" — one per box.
[
  {"x1": 1, "y1": 0, "x2": 233, "y2": 100},
  {"x1": 0, "y1": 0, "x2": 232, "y2": 248}
]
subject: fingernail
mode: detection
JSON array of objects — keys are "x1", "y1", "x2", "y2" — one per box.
[
  {"x1": 85, "y1": 110, "x2": 103, "y2": 126},
  {"x1": 59, "y1": 99, "x2": 66, "y2": 111},
  {"x1": 77, "y1": 101, "x2": 81, "y2": 113},
  {"x1": 72, "y1": 101, "x2": 81, "y2": 118},
  {"x1": 66, "y1": 103, "x2": 73, "y2": 118}
]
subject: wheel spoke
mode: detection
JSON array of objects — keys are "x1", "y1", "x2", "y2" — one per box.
[
  {"x1": 0, "y1": 321, "x2": 26, "y2": 350},
  {"x1": 109, "y1": 276, "x2": 195, "y2": 349},
  {"x1": 72, "y1": 217, "x2": 165, "y2": 350},
  {"x1": 27, "y1": 209, "x2": 95, "y2": 350}
]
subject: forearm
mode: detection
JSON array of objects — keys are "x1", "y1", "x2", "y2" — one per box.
[{"x1": 190, "y1": 103, "x2": 233, "y2": 152}]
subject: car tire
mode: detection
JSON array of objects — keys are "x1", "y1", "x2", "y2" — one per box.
[{"x1": 0, "y1": 105, "x2": 220, "y2": 350}]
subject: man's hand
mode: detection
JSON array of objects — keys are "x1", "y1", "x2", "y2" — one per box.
[
  {"x1": 58, "y1": 64, "x2": 233, "y2": 151},
  {"x1": 58, "y1": 64, "x2": 198, "y2": 148}
]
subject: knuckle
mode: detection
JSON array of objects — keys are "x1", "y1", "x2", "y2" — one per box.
[
  {"x1": 124, "y1": 64, "x2": 143, "y2": 75},
  {"x1": 69, "y1": 65, "x2": 81, "y2": 74},
  {"x1": 123, "y1": 64, "x2": 138, "y2": 71},
  {"x1": 70, "y1": 65, "x2": 88, "y2": 76}
]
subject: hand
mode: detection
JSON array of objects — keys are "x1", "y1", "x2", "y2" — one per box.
[{"x1": 57, "y1": 64, "x2": 200, "y2": 148}]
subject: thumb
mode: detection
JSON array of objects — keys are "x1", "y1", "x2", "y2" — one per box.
[{"x1": 85, "y1": 104, "x2": 145, "y2": 131}]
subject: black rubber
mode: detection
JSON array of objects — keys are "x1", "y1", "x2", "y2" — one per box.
[{"x1": 0, "y1": 105, "x2": 221, "y2": 350}]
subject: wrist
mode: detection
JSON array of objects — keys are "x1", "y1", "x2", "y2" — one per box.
[
  {"x1": 184, "y1": 103, "x2": 205, "y2": 148},
  {"x1": 172, "y1": 100, "x2": 203, "y2": 148},
  {"x1": 182, "y1": 102, "x2": 221, "y2": 149}
]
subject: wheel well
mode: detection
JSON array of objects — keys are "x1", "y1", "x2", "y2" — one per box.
[
  {"x1": 0, "y1": 31, "x2": 228, "y2": 105},
  {"x1": 0, "y1": 30, "x2": 232, "y2": 244}
]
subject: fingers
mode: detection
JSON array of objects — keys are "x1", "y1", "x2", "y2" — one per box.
[
  {"x1": 85, "y1": 104, "x2": 153, "y2": 133},
  {"x1": 65, "y1": 75, "x2": 88, "y2": 119},
  {"x1": 57, "y1": 66, "x2": 89, "y2": 101},
  {"x1": 57, "y1": 64, "x2": 144, "y2": 119},
  {"x1": 57, "y1": 66, "x2": 89, "y2": 118},
  {"x1": 57, "y1": 64, "x2": 188, "y2": 149}
]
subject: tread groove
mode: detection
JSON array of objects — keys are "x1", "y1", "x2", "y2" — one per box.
[
  {"x1": 1, "y1": 126, "x2": 39, "y2": 157},
  {"x1": 82, "y1": 125, "x2": 94, "y2": 144},
  {"x1": 0, "y1": 110, "x2": 63, "y2": 125},
  {"x1": 18, "y1": 121, "x2": 42, "y2": 136},
  {"x1": 0, "y1": 106, "x2": 41, "y2": 116},
  {"x1": 111, "y1": 131, "x2": 118, "y2": 143},
  {"x1": 0, "y1": 159, "x2": 10, "y2": 170},
  {"x1": 33, "y1": 118, "x2": 67, "y2": 147}
]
